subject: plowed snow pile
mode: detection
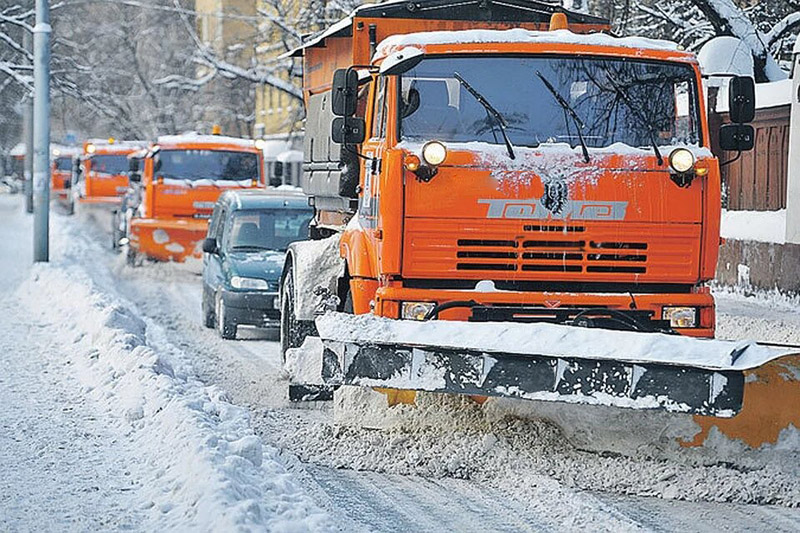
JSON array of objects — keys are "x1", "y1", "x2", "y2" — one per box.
[{"x1": 13, "y1": 232, "x2": 330, "y2": 531}]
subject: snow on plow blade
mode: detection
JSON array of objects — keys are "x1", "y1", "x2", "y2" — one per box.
[{"x1": 287, "y1": 313, "x2": 799, "y2": 418}]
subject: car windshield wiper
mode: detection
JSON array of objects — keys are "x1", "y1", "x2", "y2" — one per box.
[
  {"x1": 603, "y1": 72, "x2": 664, "y2": 166},
  {"x1": 535, "y1": 71, "x2": 590, "y2": 163},
  {"x1": 453, "y1": 72, "x2": 516, "y2": 160}
]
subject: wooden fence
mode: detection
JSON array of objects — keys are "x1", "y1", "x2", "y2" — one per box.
[{"x1": 712, "y1": 103, "x2": 791, "y2": 211}]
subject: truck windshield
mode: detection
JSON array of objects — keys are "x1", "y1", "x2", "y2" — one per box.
[
  {"x1": 399, "y1": 55, "x2": 700, "y2": 150},
  {"x1": 226, "y1": 208, "x2": 312, "y2": 252},
  {"x1": 89, "y1": 154, "x2": 129, "y2": 175},
  {"x1": 155, "y1": 149, "x2": 260, "y2": 182},
  {"x1": 54, "y1": 157, "x2": 72, "y2": 170}
]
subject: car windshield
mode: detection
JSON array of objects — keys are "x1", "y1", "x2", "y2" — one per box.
[
  {"x1": 54, "y1": 157, "x2": 72, "y2": 170},
  {"x1": 89, "y1": 154, "x2": 128, "y2": 175},
  {"x1": 226, "y1": 208, "x2": 312, "y2": 252},
  {"x1": 155, "y1": 149, "x2": 260, "y2": 182},
  {"x1": 399, "y1": 55, "x2": 701, "y2": 150}
]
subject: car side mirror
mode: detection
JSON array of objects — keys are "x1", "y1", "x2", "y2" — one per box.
[
  {"x1": 331, "y1": 117, "x2": 366, "y2": 145},
  {"x1": 331, "y1": 68, "x2": 359, "y2": 117},
  {"x1": 202, "y1": 237, "x2": 218, "y2": 254},
  {"x1": 719, "y1": 123, "x2": 754, "y2": 151},
  {"x1": 728, "y1": 75, "x2": 755, "y2": 123}
]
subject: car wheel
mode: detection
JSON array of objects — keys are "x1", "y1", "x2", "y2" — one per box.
[
  {"x1": 216, "y1": 293, "x2": 236, "y2": 340},
  {"x1": 202, "y1": 289, "x2": 215, "y2": 328},
  {"x1": 280, "y1": 267, "x2": 316, "y2": 363}
]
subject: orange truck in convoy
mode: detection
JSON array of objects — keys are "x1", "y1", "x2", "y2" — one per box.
[
  {"x1": 77, "y1": 139, "x2": 147, "y2": 208},
  {"x1": 280, "y1": 0, "x2": 800, "y2": 457},
  {"x1": 50, "y1": 146, "x2": 80, "y2": 213},
  {"x1": 125, "y1": 133, "x2": 267, "y2": 263}
]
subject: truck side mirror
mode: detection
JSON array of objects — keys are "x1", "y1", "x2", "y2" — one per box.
[
  {"x1": 269, "y1": 176, "x2": 282, "y2": 187},
  {"x1": 129, "y1": 158, "x2": 140, "y2": 172},
  {"x1": 729, "y1": 76, "x2": 755, "y2": 123},
  {"x1": 719, "y1": 123, "x2": 754, "y2": 151},
  {"x1": 332, "y1": 69, "x2": 359, "y2": 117},
  {"x1": 331, "y1": 117, "x2": 366, "y2": 145},
  {"x1": 129, "y1": 172, "x2": 141, "y2": 183},
  {"x1": 202, "y1": 237, "x2": 218, "y2": 254}
]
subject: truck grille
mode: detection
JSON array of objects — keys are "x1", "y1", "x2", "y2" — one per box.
[{"x1": 455, "y1": 238, "x2": 648, "y2": 274}]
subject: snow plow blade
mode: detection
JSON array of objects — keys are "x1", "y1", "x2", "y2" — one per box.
[
  {"x1": 286, "y1": 313, "x2": 799, "y2": 419},
  {"x1": 128, "y1": 218, "x2": 207, "y2": 262}
]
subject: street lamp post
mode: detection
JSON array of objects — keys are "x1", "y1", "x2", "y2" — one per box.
[{"x1": 32, "y1": 0, "x2": 51, "y2": 262}]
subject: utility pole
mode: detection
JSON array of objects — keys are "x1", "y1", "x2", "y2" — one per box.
[
  {"x1": 23, "y1": 31, "x2": 33, "y2": 214},
  {"x1": 32, "y1": 0, "x2": 51, "y2": 262}
]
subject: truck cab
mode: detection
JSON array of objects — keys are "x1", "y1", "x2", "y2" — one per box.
[
  {"x1": 78, "y1": 139, "x2": 147, "y2": 208},
  {"x1": 126, "y1": 133, "x2": 266, "y2": 263}
]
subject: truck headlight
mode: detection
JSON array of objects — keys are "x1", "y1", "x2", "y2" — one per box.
[
  {"x1": 668, "y1": 148, "x2": 694, "y2": 173},
  {"x1": 421, "y1": 141, "x2": 447, "y2": 166},
  {"x1": 662, "y1": 306, "x2": 698, "y2": 328},
  {"x1": 401, "y1": 301, "x2": 436, "y2": 321},
  {"x1": 230, "y1": 276, "x2": 269, "y2": 290}
]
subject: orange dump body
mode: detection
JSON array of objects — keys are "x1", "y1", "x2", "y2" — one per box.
[
  {"x1": 128, "y1": 137, "x2": 265, "y2": 262},
  {"x1": 79, "y1": 140, "x2": 145, "y2": 208}
]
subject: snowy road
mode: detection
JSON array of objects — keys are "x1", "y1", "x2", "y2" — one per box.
[{"x1": 2, "y1": 192, "x2": 800, "y2": 531}]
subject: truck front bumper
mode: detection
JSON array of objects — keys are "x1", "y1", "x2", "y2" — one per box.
[{"x1": 373, "y1": 286, "x2": 715, "y2": 337}]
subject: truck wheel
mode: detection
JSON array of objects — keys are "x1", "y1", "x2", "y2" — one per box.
[
  {"x1": 280, "y1": 268, "x2": 316, "y2": 362},
  {"x1": 216, "y1": 294, "x2": 236, "y2": 340},
  {"x1": 202, "y1": 290, "x2": 215, "y2": 328}
]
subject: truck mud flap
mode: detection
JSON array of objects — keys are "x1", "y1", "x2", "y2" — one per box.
[
  {"x1": 317, "y1": 340, "x2": 745, "y2": 417},
  {"x1": 288, "y1": 383, "x2": 336, "y2": 402}
]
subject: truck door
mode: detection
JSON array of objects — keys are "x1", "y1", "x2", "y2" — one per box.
[{"x1": 356, "y1": 75, "x2": 389, "y2": 276}]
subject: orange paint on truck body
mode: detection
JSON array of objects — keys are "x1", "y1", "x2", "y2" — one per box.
[{"x1": 128, "y1": 135, "x2": 265, "y2": 262}]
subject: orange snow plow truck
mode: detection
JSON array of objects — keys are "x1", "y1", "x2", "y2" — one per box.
[
  {"x1": 280, "y1": 0, "x2": 800, "y2": 458},
  {"x1": 126, "y1": 133, "x2": 266, "y2": 263},
  {"x1": 78, "y1": 139, "x2": 147, "y2": 208}
]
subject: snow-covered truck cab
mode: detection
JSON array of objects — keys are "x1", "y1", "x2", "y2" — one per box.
[
  {"x1": 78, "y1": 139, "x2": 147, "y2": 209},
  {"x1": 350, "y1": 32, "x2": 724, "y2": 337},
  {"x1": 126, "y1": 133, "x2": 266, "y2": 263}
]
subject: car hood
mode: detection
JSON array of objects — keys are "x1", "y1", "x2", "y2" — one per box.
[{"x1": 226, "y1": 250, "x2": 285, "y2": 281}]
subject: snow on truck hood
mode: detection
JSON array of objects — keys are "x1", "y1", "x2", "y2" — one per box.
[
  {"x1": 376, "y1": 29, "x2": 682, "y2": 59},
  {"x1": 315, "y1": 312, "x2": 797, "y2": 372}
]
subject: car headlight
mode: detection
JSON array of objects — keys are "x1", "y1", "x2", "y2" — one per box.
[
  {"x1": 401, "y1": 301, "x2": 436, "y2": 321},
  {"x1": 421, "y1": 141, "x2": 447, "y2": 166},
  {"x1": 669, "y1": 148, "x2": 694, "y2": 173},
  {"x1": 230, "y1": 276, "x2": 269, "y2": 290},
  {"x1": 662, "y1": 306, "x2": 698, "y2": 328}
]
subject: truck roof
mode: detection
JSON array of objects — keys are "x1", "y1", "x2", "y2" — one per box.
[
  {"x1": 289, "y1": 0, "x2": 608, "y2": 57},
  {"x1": 154, "y1": 133, "x2": 259, "y2": 152},
  {"x1": 375, "y1": 28, "x2": 685, "y2": 60}
]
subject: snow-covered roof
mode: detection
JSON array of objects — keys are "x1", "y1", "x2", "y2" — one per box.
[
  {"x1": 155, "y1": 133, "x2": 257, "y2": 150},
  {"x1": 376, "y1": 29, "x2": 680, "y2": 58},
  {"x1": 9, "y1": 142, "x2": 25, "y2": 157},
  {"x1": 697, "y1": 36, "x2": 753, "y2": 78},
  {"x1": 85, "y1": 139, "x2": 148, "y2": 149},
  {"x1": 276, "y1": 150, "x2": 303, "y2": 163}
]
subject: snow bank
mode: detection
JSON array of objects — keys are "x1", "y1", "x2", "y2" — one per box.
[
  {"x1": 17, "y1": 261, "x2": 330, "y2": 531},
  {"x1": 721, "y1": 209, "x2": 786, "y2": 244},
  {"x1": 315, "y1": 312, "x2": 793, "y2": 371}
]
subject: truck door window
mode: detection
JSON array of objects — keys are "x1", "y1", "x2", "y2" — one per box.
[{"x1": 371, "y1": 76, "x2": 387, "y2": 139}]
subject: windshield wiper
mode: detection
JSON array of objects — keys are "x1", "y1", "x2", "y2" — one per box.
[
  {"x1": 603, "y1": 72, "x2": 664, "y2": 166},
  {"x1": 453, "y1": 72, "x2": 515, "y2": 160},
  {"x1": 536, "y1": 71, "x2": 590, "y2": 163},
  {"x1": 231, "y1": 245, "x2": 270, "y2": 251}
]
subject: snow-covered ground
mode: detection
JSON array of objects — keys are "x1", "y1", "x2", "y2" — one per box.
[{"x1": 2, "y1": 192, "x2": 800, "y2": 531}]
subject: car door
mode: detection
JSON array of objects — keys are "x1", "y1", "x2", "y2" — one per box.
[{"x1": 203, "y1": 204, "x2": 228, "y2": 299}]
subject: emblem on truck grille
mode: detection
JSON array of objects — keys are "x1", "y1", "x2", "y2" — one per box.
[{"x1": 478, "y1": 198, "x2": 628, "y2": 220}]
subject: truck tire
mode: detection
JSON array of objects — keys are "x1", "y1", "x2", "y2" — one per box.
[
  {"x1": 280, "y1": 267, "x2": 316, "y2": 362},
  {"x1": 216, "y1": 294, "x2": 236, "y2": 340}
]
